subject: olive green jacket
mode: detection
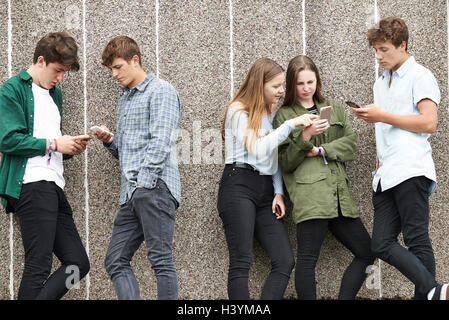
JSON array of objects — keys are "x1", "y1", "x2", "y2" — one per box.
[{"x1": 273, "y1": 98, "x2": 359, "y2": 224}]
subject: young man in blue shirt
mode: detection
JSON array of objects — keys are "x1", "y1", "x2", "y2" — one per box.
[
  {"x1": 94, "y1": 36, "x2": 181, "y2": 300},
  {"x1": 352, "y1": 16, "x2": 448, "y2": 300}
]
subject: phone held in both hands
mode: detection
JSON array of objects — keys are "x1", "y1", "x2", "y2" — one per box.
[{"x1": 319, "y1": 106, "x2": 332, "y2": 123}]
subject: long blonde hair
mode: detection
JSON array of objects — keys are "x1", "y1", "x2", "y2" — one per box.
[{"x1": 221, "y1": 57, "x2": 284, "y2": 153}]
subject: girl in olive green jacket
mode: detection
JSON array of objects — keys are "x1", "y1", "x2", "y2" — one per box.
[{"x1": 273, "y1": 55, "x2": 374, "y2": 300}]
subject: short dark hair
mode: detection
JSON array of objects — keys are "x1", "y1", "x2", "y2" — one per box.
[
  {"x1": 367, "y1": 16, "x2": 409, "y2": 50},
  {"x1": 33, "y1": 32, "x2": 80, "y2": 71},
  {"x1": 101, "y1": 36, "x2": 142, "y2": 67}
]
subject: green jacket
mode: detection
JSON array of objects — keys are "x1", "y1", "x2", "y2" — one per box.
[
  {"x1": 0, "y1": 69, "x2": 70, "y2": 213},
  {"x1": 273, "y1": 98, "x2": 359, "y2": 224}
]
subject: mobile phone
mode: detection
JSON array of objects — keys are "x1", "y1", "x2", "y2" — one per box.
[
  {"x1": 319, "y1": 106, "x2": 332, "y2": 122},
  {"x1": 90, "y1": 125, "x2": 114, "y2": 136},
  {"x1": 73, "y1": 135, "x2": 91, "y2": 141},
  {"x1": 346, "y1": 101, "x2": 361, "y2": 109},
  {"x1": 275, "y1": 204, "x2": 282, "y2": 216}
]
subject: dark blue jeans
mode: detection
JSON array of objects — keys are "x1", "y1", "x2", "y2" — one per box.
[
  {"x1": 371, "y1": 176, "x2": 438, "y2": 299},
  {"x1": 104, "y1": 178, "x2": 178, "y2": 300}
]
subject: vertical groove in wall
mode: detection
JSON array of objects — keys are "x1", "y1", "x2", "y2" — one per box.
[
  {"x1": 229, "y1": 0, "x2": 234, "y2": 99},
  {"x1": 82, "y1": 0, "x2": 90, "y2": 300},
  {"x1": 156, "y1": 0, "x2": 159, "y2": 77},
  {"x1": 7, "y1": 0, "x2": 13, "y2": 301},
  {"x1": 302, "y1": 0, "x2": 306, "y2": 55},
  {"x1": 373, "y1": 0, "x2": 382, "y2": 300}
]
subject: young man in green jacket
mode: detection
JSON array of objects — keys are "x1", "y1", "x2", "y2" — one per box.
[{"x1": 0, "y1": 32, "x2": 90, "y2": 299}]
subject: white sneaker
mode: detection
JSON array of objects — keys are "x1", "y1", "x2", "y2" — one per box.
[
  {"x1": 441, "y1": 284, "x2": 449, "y2": 300},
  {"x1": 431, "y1": 283, "x2": 449, "y2": 300}
]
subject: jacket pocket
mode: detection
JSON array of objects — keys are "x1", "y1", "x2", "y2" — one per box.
[
  {"x1": 295, "y1": 172, "x2": 327, "y2": 184},
  {"x1": 327, "y1": 121, "x2": 344, "y2": 140}
]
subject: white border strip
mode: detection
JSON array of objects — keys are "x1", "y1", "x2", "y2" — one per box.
[
  {"x1": 302, "y1": 0, "x2": 306, "y2": 55},
  {"x1": 7, "y1": 0, "x2": 14, "y2": 301},
  {"x1": 82, "y1": 0, "x2": 90, "y2": 300},
  {"x1": 229, "y1": 0, "x2": 234, "y2": 99},
  {"x1": 156, "y1": 0, "x2": 160, "y2": 77}
]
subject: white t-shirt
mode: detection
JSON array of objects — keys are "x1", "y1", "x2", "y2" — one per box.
[{"x1": 22, "y1": 83, "x2": 65, "y2": 189}]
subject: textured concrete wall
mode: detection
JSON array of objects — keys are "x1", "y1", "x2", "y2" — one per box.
[{"x1": 0, "y1": 0, "x2": 448, "y2": 300}]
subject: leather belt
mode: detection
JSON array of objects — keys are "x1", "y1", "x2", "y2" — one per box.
[{"x1": 227, "y1": 162, "x2": 259, "y2": 172}]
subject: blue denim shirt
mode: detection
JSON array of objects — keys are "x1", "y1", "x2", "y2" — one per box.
[
  {"x1": 373, "y1": 56, "x2": 440, "y2": 194},
  {"x1": 105, "y1": 73, "x2": 181, "y2": 206}
]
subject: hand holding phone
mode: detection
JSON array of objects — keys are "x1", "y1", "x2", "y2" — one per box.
[
  {"x1": 346, "y1": 101, "x2": 361, "y2": 109},
  {"x1": 275, "y1": 204, "x2": 281, "y2": 216},
  {"x1": 55, "y1": 135, "x2": 88, "y2": 155},
  {"x1": 90, "y1": 125, "x2": 114, "y2": 136},
  {"x1": 275, "y1": 204, "x2": 284, "y2": 219},
  {"x1": 73, "y1": 134, "x2": 91, "y2": 142},
  {"x1": 302, "y1": 110, "x2": 330, "y2": 141},
  {"x1": 91, "y1": 125, "x2": 114, "y2": 144},
  {"x1": 272, "y1": 194, "x2": 286, "y2": 219}
]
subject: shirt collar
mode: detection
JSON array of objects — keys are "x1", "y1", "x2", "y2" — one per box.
[
  {"x1": 122, "y1": 73, "x2": 155, "y2": 93},
  {"x1": 19, "y1": 69, "x2": 32, "y2": 82},
  {"x1": 19, "y1": 69, "x2": 56, "y2": 93},
  {"x1": 381, "y1": 56, "x2": 415, "y2": 79}
]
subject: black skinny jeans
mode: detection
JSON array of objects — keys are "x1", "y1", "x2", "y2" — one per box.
[
  {"x1": 371, "y1": 176, "x2": 438, "y2": 299},
  {"x1": 8, "y1": 181, "x2": 90, "y2": 300},
  {"x1": 295, "y1": 211, "x2": 374, "y2": 300},
  {"x1": 217, "y1": 164, "x2": 295, "y2": 300}
]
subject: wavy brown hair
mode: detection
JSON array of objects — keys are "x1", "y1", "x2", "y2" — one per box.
[
  {"x1": 221, "y1": 57, "x2": 284, "y2": 153},
  {"x1": 282, "y1": 55, "x2": 324, "y2": 108},
  {"x1": 367, "y1": 16, "x2": 409, "y2": 51},
  {"x1": 102, "y1": 36, "x2": 142, "y2": 67},
  {"x1": 33, "y1": 32, "x2": 79, "y2": 71}
]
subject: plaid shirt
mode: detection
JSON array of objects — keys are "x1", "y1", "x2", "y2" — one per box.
[{"x1": 105, "y1": 73, "x2": 181, "y2": 206}]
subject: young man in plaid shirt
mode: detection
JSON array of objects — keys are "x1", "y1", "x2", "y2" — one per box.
[{"x1": 94, "y1": 36, "x2": 181, "y2": 300}]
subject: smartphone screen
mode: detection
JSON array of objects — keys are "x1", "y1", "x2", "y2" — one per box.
[{"x1": 319, "y1": 106, "x2": 332, "y2": 122}]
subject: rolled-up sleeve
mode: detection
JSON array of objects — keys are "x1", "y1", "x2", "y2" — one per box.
[{"x1": 413, "y1": 70, "x2": 440, "y2": 106}]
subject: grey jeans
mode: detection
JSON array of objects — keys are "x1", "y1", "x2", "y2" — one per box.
[{"x1": 104, "y1": 178, "x2": 178, "y2": 300}]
